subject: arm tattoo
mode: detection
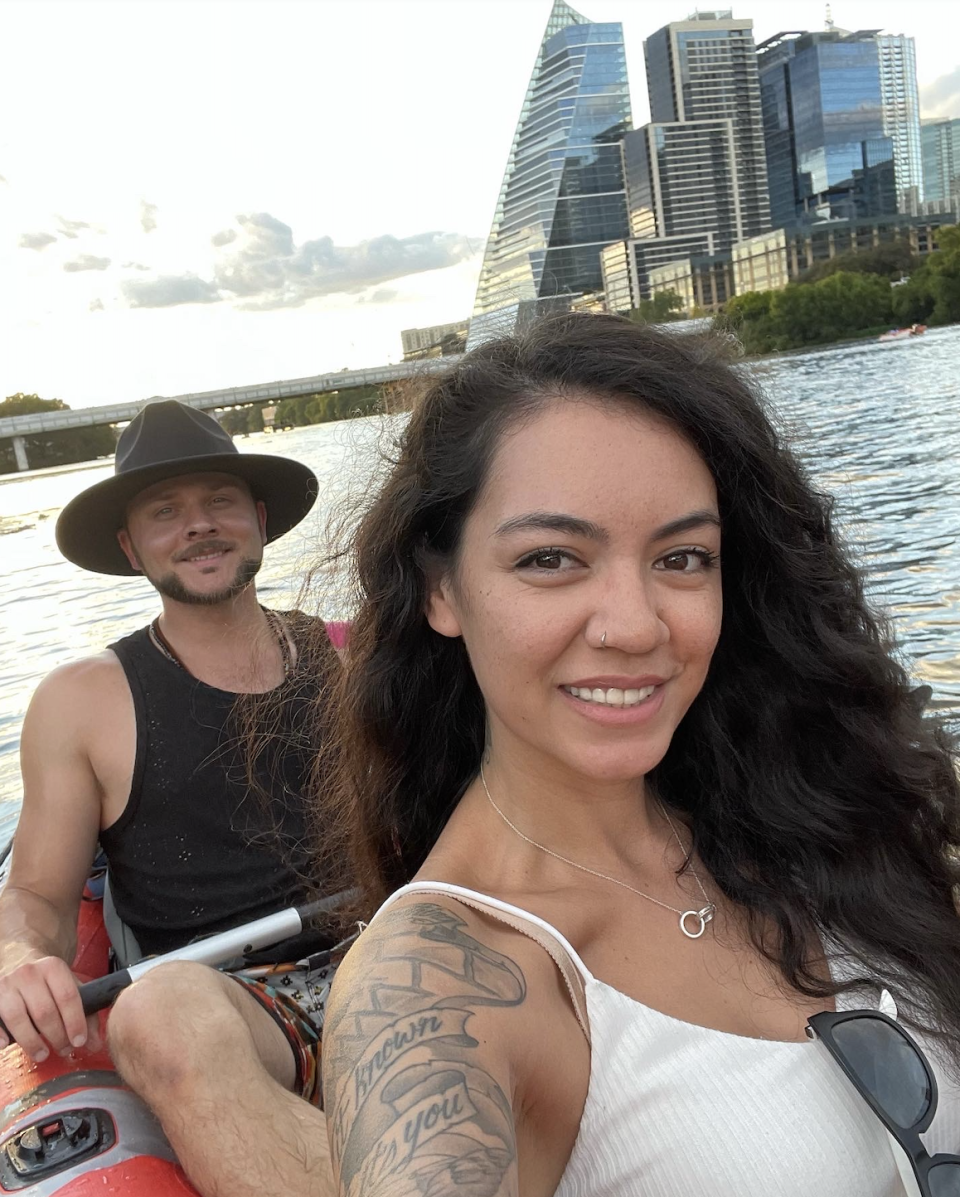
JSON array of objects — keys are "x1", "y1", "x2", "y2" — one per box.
[{"x1": 324, "y1": 902, "x2": 527, "y2": 1197}]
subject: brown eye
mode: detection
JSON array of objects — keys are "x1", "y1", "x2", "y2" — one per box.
[
  {"x1": 516, "y1": 548, "x2": 577, "y2": 572},
  {"x1": 657, "y1": 549, "x2": 718, "y2": 573}
]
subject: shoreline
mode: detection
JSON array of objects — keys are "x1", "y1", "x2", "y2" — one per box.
[{"x1": 731, "y1": 321, "x2": 958, "y2": 363}]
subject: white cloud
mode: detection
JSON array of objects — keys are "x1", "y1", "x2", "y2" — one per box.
[
  {"x1": 19, "y1": 231, "x2": 57, "y2": 250},
  {"x1": 121, "y1": 213, "x2": 478, "y2": 311},
  {"x1": 140, "y1": 200, "x2": 158, "y2": 233},
  {"x1": 920, "y1": 67, "x2": 960, "y2": 119},
  {"x1": 56, "y1": 216, "x2": 102, "y2": 239},
  {"x1": 63, "y1": 254, "x2": 111, "y2": 272},
  {"x1": 123, "y1": 273, "x2": 220, "y2": 307}
]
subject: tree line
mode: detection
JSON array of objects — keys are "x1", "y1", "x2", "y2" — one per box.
[
  {"x1": 714, "y1": 225, "x2": 960, "y2": 355},
  {"x1": 218, "y1": 385, "x2": 384, "y2": 436}
]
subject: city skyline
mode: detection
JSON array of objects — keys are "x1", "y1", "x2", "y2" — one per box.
[{"x1": 2, "y1": 0, "x2": 959, "y2": 409}]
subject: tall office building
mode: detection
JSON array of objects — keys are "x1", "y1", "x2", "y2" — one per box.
[
  {"x1": 877, "y1": 34, "x2": 923, "y2": 209},
  {"x1": 758, "y1": 29, "x2": 897, "y2": 225},
  {"x1": 922, "y1": 118, "x2": 960, "y2": 205},
  {"x1": 642, "y1": 11, "x2": 770, "y2": 239},
  {"x1": 469, "y1": 0, "x2": 631, "y2": 343}
]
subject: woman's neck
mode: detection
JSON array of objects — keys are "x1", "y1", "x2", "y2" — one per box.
[{"x1": 472, "y1": 743, "x2": 671, "y2": 874}]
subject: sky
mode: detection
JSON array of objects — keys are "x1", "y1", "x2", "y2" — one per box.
[{"x1": 2, "y1": 0, "x2": 959, "y2": 409}]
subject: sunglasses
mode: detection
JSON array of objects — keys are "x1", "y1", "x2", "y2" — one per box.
[{"x1": 807, "y1": 1010, "x2": 960, "y2": 1196}]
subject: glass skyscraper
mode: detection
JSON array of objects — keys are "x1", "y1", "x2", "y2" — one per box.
[
  {"x1": 877, "y1": 34, "x2": 923, "y2": 209},
  {"x1": 469, "y1": 0, "x2": 631, "y2": 341},
  {"x1": 922, "y1": 118, "x2": 960, "y2": 205},
  {"x1": 758, "y1": 29, "x2": 897, "y2": 226}
]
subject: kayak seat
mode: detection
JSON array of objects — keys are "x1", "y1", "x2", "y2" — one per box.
[{"x1": 102, "y1": 871, "x2": 144, "y2": 969}]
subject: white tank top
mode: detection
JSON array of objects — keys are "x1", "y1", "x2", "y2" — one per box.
[{"x1": 372, "y1": 881, "x2": 960, "y2": 1197}]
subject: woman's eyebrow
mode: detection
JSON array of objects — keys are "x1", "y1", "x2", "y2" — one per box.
[
  {"x1": 652, "y1": 511, "x2": 721, "y2": 540},
  {"x1": 494, "y1": 510, "x2": 721, "y2": 542},
  {"x1": 494, "y1": 512, "x2": 609, "y2": 542}
]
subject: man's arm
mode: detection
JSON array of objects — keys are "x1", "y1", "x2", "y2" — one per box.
[
  {"x1": 0, "y1": 659, "x2": 114, "y2": 1058},
  {"x1": 322, "y1": 900, "x2": 527, "y2": 1197}
]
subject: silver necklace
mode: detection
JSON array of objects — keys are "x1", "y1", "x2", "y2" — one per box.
[
  {"x1": 479, "y1": 763, "x2": 716, "y2": 940},
  {"x1": 148, "y1": 608, "x2": 291, "y2": 680}
]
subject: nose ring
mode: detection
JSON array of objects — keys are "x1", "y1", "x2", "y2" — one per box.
[{"x1": 600, "y1": 631, "x2": 607, "y2": 648}]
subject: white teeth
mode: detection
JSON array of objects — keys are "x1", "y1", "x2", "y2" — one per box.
[{"x1": 564, "y1": 685, "x2": 657, "y2": 707}]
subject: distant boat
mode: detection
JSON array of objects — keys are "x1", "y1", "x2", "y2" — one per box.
[{"x1": 879, "y1": 324, "x2": 927, "y2": 342}]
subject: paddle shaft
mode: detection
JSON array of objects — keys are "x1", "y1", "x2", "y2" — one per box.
[
  {"x1": 0, "y1": 892, "x2": 354, "y2": 1037},
  {"x1": 78, "y1": 900, "x2": 320, "y2": 1014}
]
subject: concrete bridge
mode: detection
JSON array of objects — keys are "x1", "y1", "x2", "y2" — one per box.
[{"x1": 0, "y1": 357, "x2": 457, "y2": 471}]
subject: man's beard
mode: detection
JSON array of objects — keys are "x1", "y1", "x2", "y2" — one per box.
[{"x1": 149, "y1": 555, "x2": 263, "y2": 605}]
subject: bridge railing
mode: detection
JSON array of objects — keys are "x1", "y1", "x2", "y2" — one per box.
[{"x1": 0, "y1": 357, "x2": 459, "y2": 440}]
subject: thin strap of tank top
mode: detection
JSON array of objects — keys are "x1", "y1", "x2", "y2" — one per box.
[{"x1": 373, "y1": 881, "x2": 593, "y2": 1045}]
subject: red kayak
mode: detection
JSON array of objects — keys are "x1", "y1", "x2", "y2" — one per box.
[{"x1": 0, "y1": 871, "x2": 199, "y2": 1194}]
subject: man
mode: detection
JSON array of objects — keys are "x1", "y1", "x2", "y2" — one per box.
[{"x1": 0, "y1": 400, "x2": 336, "y2": 1195}]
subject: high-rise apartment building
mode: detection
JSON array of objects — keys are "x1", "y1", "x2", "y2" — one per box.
[
  {"x1": 400, "y1": 320, "x2": 469, "y2": 361},
  {"x1": 600, "y1": 10, "x2": 766, "y2": 314},
  {"x1": 622, "y1": 120, "x2": 741, "y2": 249},
  {"x1": 922, "y1": 118, "x2": 960, "y2": 205},
  {"x1": 642, "y1": 11, "x2": 771, "y2": 239},
  {"x1": 469, "y1": 0, "x2": 631, "y2": 343},
  {"x1": 757, "y1": 29, "x2": 897, "y2": 226},
  {"x1": 877, "y1": 34, "x2": 923, "y2": 209}
]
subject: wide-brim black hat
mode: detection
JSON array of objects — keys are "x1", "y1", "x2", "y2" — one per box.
[{"x1": 56, "y1": 400, "x2": 319, "y2": 575}]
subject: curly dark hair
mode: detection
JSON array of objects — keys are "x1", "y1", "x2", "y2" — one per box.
[{"x1": 313, "y1": 311, "x2": 960, "y2": 1052}]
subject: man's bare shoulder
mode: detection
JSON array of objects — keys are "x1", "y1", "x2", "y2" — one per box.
[{"x1": 26, "y1": 651, "x2": 128, "y2": 724}]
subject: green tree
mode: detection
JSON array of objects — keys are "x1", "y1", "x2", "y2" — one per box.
[
  {"x1": 715, "y1": 290, "x2": 778, "y2": 353},
  {"x1": 218, "y1": 408, "x2": 248, "y2": 436},
  {"x1": 246, "y1": 405, "x2": 265, "y2": 434},
  {"x1": 1, "y1": 394, "x2": 68, "y2": 417},
  {"x1": 630, "y1": 289, "x2": 685, "y2": 324},
  {"x1": 273, "y1": 398, "x2": 298, "y2": 429},
  {"x1": 715, "y1": 273, "x2": 894, "y2": 354},
  {"x1": 796, "y1": 241, "x2": 918, "y2": 285},
  {"x1": 888, "y1": 226, "x2": 960, "y2": 327},
  {"x1": 935, "y1": 224, "x2": 960, "y2": 254}
]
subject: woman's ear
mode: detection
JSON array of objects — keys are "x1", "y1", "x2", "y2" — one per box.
[{"x1": 425, "y1": 571, "x2": 463, "y2": 639}]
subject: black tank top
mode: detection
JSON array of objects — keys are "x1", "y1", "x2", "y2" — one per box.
[{"x1": 101, "y1": 613, "x2": 332, "y2": 958}]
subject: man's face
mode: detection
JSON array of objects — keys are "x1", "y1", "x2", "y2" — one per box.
[{"x1": 117, "y1": 472, "x2": 268, "y2": 605}]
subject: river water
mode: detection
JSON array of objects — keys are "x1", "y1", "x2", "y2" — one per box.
[{"x1": 1, "y1": 327, "x2": 958, "y2": 840}]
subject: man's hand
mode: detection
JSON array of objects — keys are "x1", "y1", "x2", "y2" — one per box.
[{"x1": 0, "y1": 949, "x2": 101, "y2": 1060}]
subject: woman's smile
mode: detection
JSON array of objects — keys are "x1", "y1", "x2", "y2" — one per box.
[{"x1": 559, "y1": 679, "x2": 667, "y2": 726}]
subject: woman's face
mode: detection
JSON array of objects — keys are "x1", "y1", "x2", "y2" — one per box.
[{"x1": 426, "y1": 397, "x2": 723, "y2": 784}]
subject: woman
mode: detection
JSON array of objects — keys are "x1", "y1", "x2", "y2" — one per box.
[{"x1": 317, "y1": 313, "x2": 960, "y2": 1196}]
